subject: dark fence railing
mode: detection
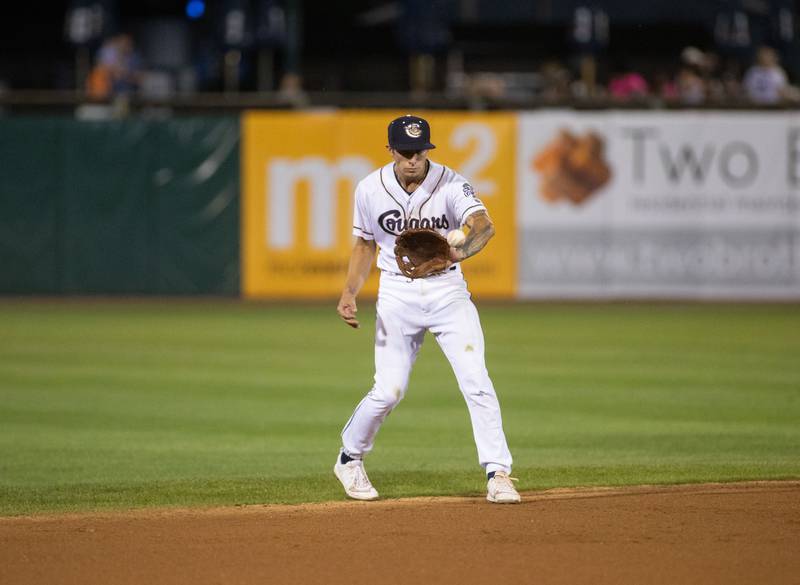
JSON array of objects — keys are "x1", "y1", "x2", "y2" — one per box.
[{"x1": 1, "y1": 90, "x2": 797, "y2": 115}]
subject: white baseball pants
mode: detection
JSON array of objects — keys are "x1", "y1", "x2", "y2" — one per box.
[{"x1": 341, "y1": 269, "x2": 513, "y2": 474}]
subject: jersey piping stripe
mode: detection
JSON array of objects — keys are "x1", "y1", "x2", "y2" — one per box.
[
  {"x1": 379, "y1": 167, "x2": 408, "y2": 220},
  {"x1": 416, "y1": 165, "x2": 447, "y2": 219},
  {"x1": 353, "y1": 225, "x2": 373, "y2": 235},
  {"x1": 460, "y1": 203, "x2": 485, "y2": 224}
]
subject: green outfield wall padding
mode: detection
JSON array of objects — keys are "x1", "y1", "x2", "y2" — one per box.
[
  {"x1": 0, "y1": 119, "x2": 62, "y2": 293},
  {"x1": 0, "y1": 117, "x2": 240, "y2": 295}
]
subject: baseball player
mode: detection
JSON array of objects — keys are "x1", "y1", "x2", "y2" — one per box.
[{"x1": 333, "y1": 115, "x2": 520, "y2": 504}]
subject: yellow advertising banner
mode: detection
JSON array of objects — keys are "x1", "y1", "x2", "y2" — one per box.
[{"x1": 241, "y1": 110, "x2": 516, "y2": 299}]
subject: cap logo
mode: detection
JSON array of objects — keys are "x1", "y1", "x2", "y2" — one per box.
[{"x1": 404, "y1": 123, "x2": 422, "y2": 138}]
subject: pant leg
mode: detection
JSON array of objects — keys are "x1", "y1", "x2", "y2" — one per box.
[
  {"x1": 341, "y1": 296, "x2": 425, "y2": 458},
  {"x1": 429, "y1": 297, "x2": 513, "y2": 474}
]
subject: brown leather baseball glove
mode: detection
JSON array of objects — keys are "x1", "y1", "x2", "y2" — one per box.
[{"x1": 394, "y1": 228, "x2": 451, "y2": 279}]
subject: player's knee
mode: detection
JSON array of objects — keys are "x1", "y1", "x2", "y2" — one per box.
[
  {"x1": 369, "y1": 381, "x2": 407, "y2": 410},
  {"x1": 458, "y1": 370, "x2": 495, "y2": 400}
]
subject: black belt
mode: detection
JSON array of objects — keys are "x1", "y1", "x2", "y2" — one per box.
[{"x1": 383, "y1": 265, "x2": 457, "y2": 277}]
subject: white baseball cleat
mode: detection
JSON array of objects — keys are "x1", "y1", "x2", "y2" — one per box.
[
  {"x1": 334, "y1": 454, "x2": 379, "y2": 501},
  {"x1": 487, "y1": 472, "x2": 521, "y2": 504}
]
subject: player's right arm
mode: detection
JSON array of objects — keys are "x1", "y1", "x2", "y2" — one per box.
[
  {"x1": 337, "y1": 237, "x2": 377, "y2": 329},
  {"x1": 450, "y1": 210, "x2": 495, "y2": 263}
]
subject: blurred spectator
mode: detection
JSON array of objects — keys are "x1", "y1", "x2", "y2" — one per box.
[
  {"x1": 277, "y1": 72, "x2": 309, "y2": 106},
  {"x1": 680, "y1": 46, "x2": 707, "y2": 71},
  {"x1": 652, "y1": 71, "x2": 679, "y2": 101},
  {"x1": 676, "y1": 66, "x2": 706, "y2": 104},
  {"x1": 678, "y1": 46, "x2": 715, "y2": 104},
  {"x1": 743, "y1": 46, "x2": 789, "y2": 104},
  {"x1": 716, "y1": 60, "x2": 744, "y2": 102},
  {"x1": 608, "y1": 71, "x2": 649, "y2": 101},
  {"x1": 539, "y1": 61, "x2": 573, "y2": 101},
  {"x1": 465, "y1": 73, "x2": 507, "y2": 101},
  {"x1": 86, "y1": 33, "x2": 142, "y2": 100}
]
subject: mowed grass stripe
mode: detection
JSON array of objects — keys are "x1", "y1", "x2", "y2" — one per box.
[{"x1": 0, "y1": 301, "x2": 798, "y2": 515}]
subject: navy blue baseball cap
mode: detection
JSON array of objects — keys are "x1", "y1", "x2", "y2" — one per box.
[{"x1": 387, "y1": 115, "x2": 436, "y2": 151}]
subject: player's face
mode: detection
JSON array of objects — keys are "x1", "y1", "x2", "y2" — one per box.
[{"x1": 389, "y1": 148, "x2": 429, "y2": 182}]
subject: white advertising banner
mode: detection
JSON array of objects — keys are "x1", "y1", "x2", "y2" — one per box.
[{"x1": 517, "y1": 111, "x2": 800, "y2": 299}]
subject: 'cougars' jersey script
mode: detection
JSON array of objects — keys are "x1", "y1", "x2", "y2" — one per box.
[{"x1": 352, "y1": 160, "x2": 487, "y2": 274}]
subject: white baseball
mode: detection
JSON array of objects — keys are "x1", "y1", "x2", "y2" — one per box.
[{"x1": 447, "y1": 229, "x2": 466, "y2": 247}]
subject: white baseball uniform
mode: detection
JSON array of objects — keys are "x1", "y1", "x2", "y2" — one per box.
[{"x1": 341, "y1": 159, "x2": 513, "y2": 475}]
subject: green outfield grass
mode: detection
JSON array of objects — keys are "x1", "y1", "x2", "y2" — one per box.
[{"x1": 0, "y1": 300, "x2": 798, "y2": 515}]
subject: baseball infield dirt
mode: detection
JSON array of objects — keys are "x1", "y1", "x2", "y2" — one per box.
[{"x1": 1, "y1": 481, "x2": 798, "y2": 585}]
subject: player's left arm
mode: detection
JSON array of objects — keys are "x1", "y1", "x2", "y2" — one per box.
[{"x1": 450, "y1": 210, "x2": 494, "y2": 262}]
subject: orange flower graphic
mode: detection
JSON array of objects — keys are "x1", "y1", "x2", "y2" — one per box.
[{"x1": 532, "y1": 129, "x2": 612, "y2": 205}]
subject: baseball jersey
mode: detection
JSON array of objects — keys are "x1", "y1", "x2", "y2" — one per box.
[{"x1": 352, "y1": 160, "x2": 487, "y2": 274}]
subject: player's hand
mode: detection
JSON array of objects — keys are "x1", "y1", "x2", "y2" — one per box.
[
  {"x1": 337, "y1": 293, "x2": 360, "y2": 329},
  {"x1": 449, "y1": 246, "x2": 466, "y2": 263}
]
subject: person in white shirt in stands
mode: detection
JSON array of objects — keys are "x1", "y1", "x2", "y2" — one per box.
[{"x1": 743, "y1": 46, "x2": 789, "y2": 105}]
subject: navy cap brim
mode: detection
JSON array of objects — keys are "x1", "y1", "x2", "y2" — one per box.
[{"x1": 389, "y1": 141, "x2": 436, "y2": 150}]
